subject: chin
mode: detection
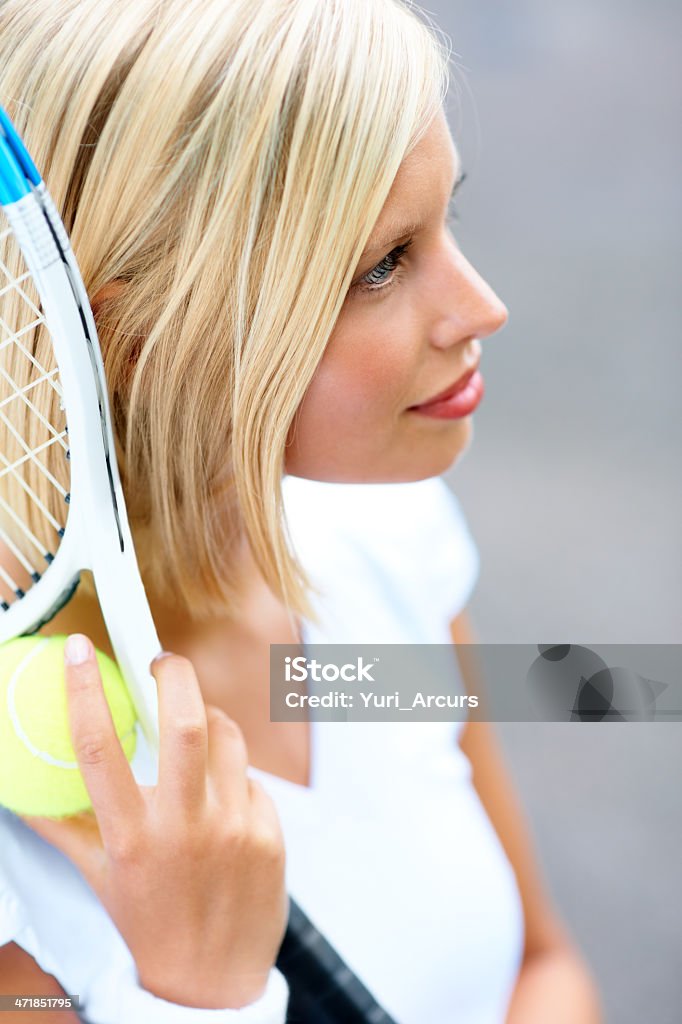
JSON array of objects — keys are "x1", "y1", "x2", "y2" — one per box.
[
  {"x1": 285, "y1": 418, "x2": 474, "y2": 484},
  {"x1": 362, "y1": 424, "x2": 476, "y2": 484},
  {"x1": 405, "y1": 417, "x2": 474, "y2": 481}
]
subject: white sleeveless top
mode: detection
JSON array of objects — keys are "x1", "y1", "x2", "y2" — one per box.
[{"x1": 0, "y1": 475, "x2": 524, "y2": 1023}]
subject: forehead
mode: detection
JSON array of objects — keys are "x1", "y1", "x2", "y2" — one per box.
[
  {"x1": 365, "y1": 111, "x2": 459, "y2": 252},
  {"x1": 392, "y1": 111, "x2": 457, "y2": 198}
]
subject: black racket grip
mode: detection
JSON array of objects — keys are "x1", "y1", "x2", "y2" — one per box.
[{"x1": 276, "y1": 897, "x2": 398, "y2": 1024}]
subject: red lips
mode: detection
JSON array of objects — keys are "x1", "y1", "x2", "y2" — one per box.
[{"x1": 411, "y1": 364, "x2": 479, "y2": 409}]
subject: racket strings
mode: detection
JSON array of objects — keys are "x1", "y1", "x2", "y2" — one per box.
[{"x1": 0, "y1": 221, "x2": 70, "y2": 609}]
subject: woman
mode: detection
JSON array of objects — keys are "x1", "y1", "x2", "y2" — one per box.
[{"x1": 0, "y1": 0, "x2": 603, "y2": 1020}]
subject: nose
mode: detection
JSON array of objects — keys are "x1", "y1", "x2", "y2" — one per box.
[{"x1": 428, "y1": 249, "x2": 509, "y2": 350}]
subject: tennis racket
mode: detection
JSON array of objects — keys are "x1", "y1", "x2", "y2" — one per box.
[
  {"x1": 0, "y1": 107, "x2": 397, "y2": 1024},
  {"x1": 0, "y1": 106, "x2": 161, "y2": 745}
]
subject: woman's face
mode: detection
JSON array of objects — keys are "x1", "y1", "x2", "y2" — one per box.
[{"x1": 285, "y1": 109, "x2": 508, "y2": 483}]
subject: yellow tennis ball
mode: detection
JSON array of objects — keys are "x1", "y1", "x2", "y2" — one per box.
[{"x1": 0, "y1": 634, "x2": 137, "y2": 819}]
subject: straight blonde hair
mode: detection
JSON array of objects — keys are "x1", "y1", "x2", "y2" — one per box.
[{"x1": 0, "y1": 0, "x2": 450, "y2": 627}]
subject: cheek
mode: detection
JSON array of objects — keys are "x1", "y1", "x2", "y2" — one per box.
[
  {"x1": 304, "y1": 310, "x2": 419, "y2": 422},
  {"x1": 284, "y1": 300, "x2": 424, "y2": 478}
]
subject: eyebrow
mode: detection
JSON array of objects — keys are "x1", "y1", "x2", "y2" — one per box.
[{"x1": 360, "y1": 167, "x2": 466, "y2": 260}]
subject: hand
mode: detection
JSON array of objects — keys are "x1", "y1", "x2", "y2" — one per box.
[{"x1": 20, "y1": 634, "x2": 288, "y2": 1010}]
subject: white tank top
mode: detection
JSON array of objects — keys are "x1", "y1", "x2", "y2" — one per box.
[{"x1": 0, "y1": 475, "x2": 524, "y2": 1023}]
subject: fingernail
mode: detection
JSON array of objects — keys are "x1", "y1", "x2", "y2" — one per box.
[{"x1": 65, "y1": 634, "x2": 91, "y2": 665}]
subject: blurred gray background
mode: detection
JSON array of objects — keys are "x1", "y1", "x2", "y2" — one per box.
[{"x1": 433, "y1": 2, "x2": 681, "y2": 1022}]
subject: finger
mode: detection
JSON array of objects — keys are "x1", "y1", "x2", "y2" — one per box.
[
  {"x1": 205, "y1": 705, "x2": 250, "y2": 810},
  {"x1": 19, "y1": 810, "x2": 107, "y2": 891},
  {"x1": 63, "y1": 634, "x2": 144, "y2": 843},
  {"x1": 151, "y1": 652, "x2": 208, "y2": 813},
  {"x1": 246, "y1": 777, "x2": 285, "y2": 837}
]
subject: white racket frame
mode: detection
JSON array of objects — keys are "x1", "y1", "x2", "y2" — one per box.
[{"x1": 0, "y1": 181, "x2": 161, "y2": 755}]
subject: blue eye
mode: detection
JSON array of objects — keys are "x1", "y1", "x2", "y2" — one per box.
[
  {"x1": 352, "y1": 172, "x2": 466, "y2": 298},
  {"x1": 359, "y1": 240, "x2": 414, "y2": 294}
]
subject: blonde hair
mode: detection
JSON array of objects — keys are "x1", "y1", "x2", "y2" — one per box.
[{"x1": 0, "y1": 0, "x2": 450, "y2": 627}]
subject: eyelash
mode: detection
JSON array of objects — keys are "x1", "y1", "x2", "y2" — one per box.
[
  {"x1": 356, "y1": 240, "x2": 414, "y2": 295},
  {"x1": 356, "y1": 172, "x2": 466, "y2": 296}
]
